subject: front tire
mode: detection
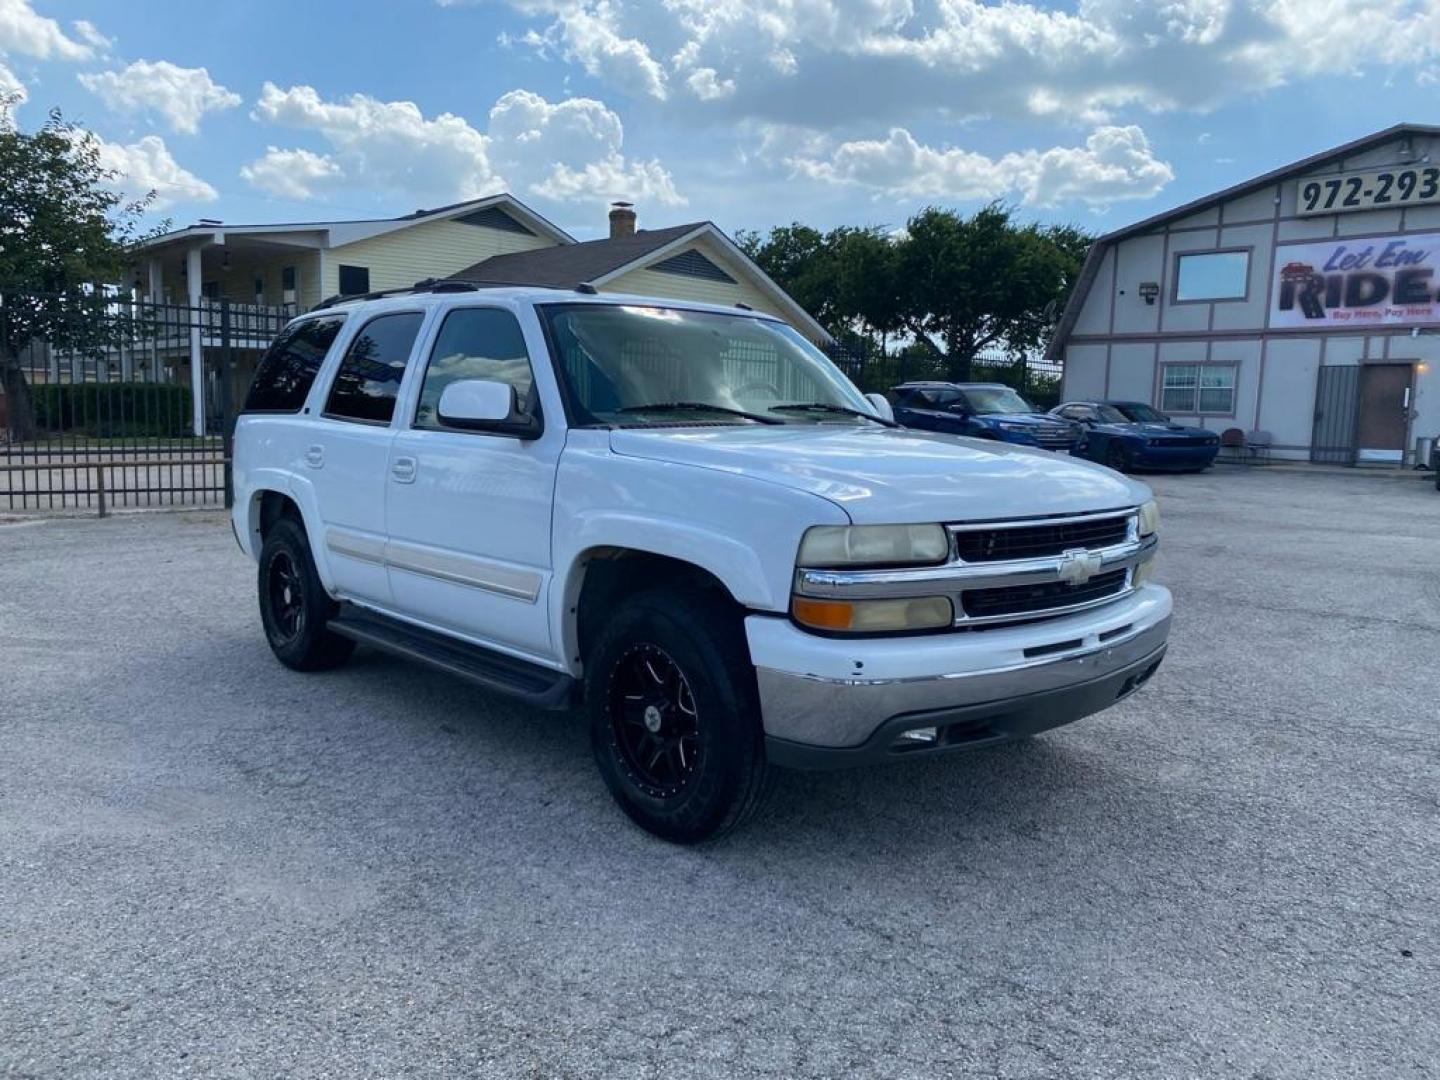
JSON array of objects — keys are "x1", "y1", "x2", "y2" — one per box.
[
  {"x1": 586, "y1": 588, "x2": 772, "y2": 843},
  {"x1": 1104, "y1": 441, "x2": 1132, "y2": 472},
  {"x1": 257, "y1": 517, "x2": 355, "y2": 672}
]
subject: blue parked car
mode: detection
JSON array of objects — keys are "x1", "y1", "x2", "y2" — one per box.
[
  {"x1": 1051, "y1": 400, "x2": 1220, "y2": 473},
  {"x1": 890, "y1": 382, "x2": 1082, "y2": 452}
]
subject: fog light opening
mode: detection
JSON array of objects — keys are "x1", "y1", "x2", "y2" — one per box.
[{"x1": 895, "y1": 725, "x2": 939, "y2": 750}]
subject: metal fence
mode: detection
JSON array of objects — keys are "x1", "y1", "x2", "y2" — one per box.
[{"x1": 1, "y1": 293, "x2": 293, "y2": 515}]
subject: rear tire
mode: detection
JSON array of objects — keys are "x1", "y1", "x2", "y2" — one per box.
[
  {"x1": 586, "y1": 588, "x2": 772, "y2": 843},
  {"x1": 257, "y1": 517, "x2": 355, "y2": 672}
]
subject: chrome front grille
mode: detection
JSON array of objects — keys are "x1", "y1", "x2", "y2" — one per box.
[
  {"x1": 793, "y1": 509, "x2": 1151, "y2": 628},
  {"x1": 951, "y1": 513, "x2": 1131, "y2": 563},
  {"x1": 962, "y1": 569, "x2": 1128, "y2": 620}
]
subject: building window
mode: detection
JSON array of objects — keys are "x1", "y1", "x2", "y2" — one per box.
[
  {"x1": 1174, "y1": 250, "x2": 1249, "y2": 302},
  {"x1": 338, "y1": 265, "x2": 371, "y2": 296},
  {"x1": 281, "y1": 266, "x2": 298, "y2": 305},
  {"x1": 201, "y1": 280, "x2": 220, "y2": 300},
  {"x1": 1160, "y1": 364, "x2": 1236, "y2": 415}
]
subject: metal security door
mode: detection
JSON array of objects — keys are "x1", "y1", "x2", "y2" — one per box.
[{"x1": 1310, "y1": 365, "x2": 1360, "y2": 465}]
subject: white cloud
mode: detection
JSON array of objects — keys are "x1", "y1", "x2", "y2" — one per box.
[
  {"x1": 94, "y1": 134, "x2": 218, "y2": 208},
  {"x1": 247, "y1": 83, "x2": 682, "y2": 208},
  {"x1": 0, "y1": 59, "x2": 24, "y2": 103},
  {"x1": 487, "y1": 89, "x2": 683, "y2": 205},
  {"x1": 70, "y1": 19, "x2": 110, "y2": 52},
  {"x1": 787, "y1": 124, "x2": 1173, "y2": 208},
  {"x1": 486, "y1": 0, "x2": 1440, "y2": 129},
  {"x1": 80, "y1": 60, "x2": 241, "y2": 134},
  {"x1": 253, "y1": 82, "x2": 503, "y2": 203},
  {"x1": 511, "y1": 0, "x2": 668, "y2": 100},
  {"x1": 239, "y1": 146, "x2": 343, "y2": 200},
  {"x1": 0, "y1": 0, "x2": 93, "y2": 59}
]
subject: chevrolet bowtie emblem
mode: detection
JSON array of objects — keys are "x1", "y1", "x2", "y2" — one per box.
[{"x1": 1056, "y1": 549, "x2": 1103, "y2": 585}]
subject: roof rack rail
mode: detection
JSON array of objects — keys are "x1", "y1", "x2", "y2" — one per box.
[
  {"x1": 574, "y1": 282, "x2": 598, "y2": 294},
  {"x1": 311, "y1": 278, "x2": 483, "y2": 311}
]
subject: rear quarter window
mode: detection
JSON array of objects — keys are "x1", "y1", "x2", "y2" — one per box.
[{"x1": 243, "y1": 315, "x2": 347, "y2": 413}]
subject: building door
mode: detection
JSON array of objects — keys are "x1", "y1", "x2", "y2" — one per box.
[
  {"x1": 1310, "y1": 366, "x2": 1360, "y2": 465},
  {"x1": 1355, "y1": 363, "x2": 1412, "y2": 463}
]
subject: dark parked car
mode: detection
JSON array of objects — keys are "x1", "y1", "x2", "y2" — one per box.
[
  {"x1": 1052, "y1": 400, "x2": 1219, "y2": 473},
  {"x1": 890, "y1": 382, "x2": 1081, "y2": 452}
]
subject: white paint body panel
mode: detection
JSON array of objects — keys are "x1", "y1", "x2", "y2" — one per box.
[{"x1": 233, "y1": 287, "x2": 1164, "y2": 706}]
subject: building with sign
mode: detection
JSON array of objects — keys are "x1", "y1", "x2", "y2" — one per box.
[{"x1": 1049, "y1": 124, "x2": 1440, "y2": 465}]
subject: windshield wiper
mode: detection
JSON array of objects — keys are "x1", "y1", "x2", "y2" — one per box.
[
  {"x1": 769, "y1": 402, "x2": 898, "y2": 428},
  {"x1": 615, "y1": 401, "x2": 784, "y2": 425}
]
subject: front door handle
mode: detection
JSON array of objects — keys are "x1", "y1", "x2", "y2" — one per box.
[
  {"x1": 304, "y1": 444, "x2": 324, "y2": 469},
  {"x1": 391, "y1": 456, "x2": 417, "y2": 484}
]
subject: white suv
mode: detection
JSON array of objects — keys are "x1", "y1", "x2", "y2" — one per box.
[{"x1": 232, "y1": 282, "x2": 1171, "y2": 842}]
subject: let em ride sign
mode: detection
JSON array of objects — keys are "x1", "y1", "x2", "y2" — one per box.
[{"x1": 1271, "y1": 232, "x2": 1440, "y2": 329}]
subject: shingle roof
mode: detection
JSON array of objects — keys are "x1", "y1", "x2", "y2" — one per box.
[{"x1": 447, "y1": 223, "x2": 704, "y2": 287}]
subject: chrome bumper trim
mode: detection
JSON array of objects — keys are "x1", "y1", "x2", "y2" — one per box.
[{"x1": 755, "y1": 613, "x2": 1171, "y2": 750}]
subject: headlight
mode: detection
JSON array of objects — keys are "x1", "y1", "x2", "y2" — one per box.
[
  {"x1": 792, "y1": 595, "x2": 953, "y2": 633},
  {"x1": 1137, "y1": 499, "x2": 1160, "y2": 537},
  {"x1": 798, "y1": 524, "x2": 950, "y2": 568}
]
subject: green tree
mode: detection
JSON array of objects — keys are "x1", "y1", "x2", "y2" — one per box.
[
  {"x1": 739, "y1": 204, "x2": 1091, "y2": 380},
  {"x1": 896, "y1": 203, "x2": 1086, "y2": 380},
  {"x1": 0, "y1": 96, "x2": 161, "y2": 439}
]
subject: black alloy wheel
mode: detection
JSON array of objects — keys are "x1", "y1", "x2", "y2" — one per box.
[
  {"x1": 585, "y1": 587, "x2": 772, "y2": 843},
  {"x1": 1105, "y1": 441, "x2": 1131, "y2": 472},
  {"x1": 266, "y1": 550, "x2": 306, "y2": 645},
  {"x1": 608, "y1": 644, "x2": 701, "y2": 798},
  {"x1": 257, "y1": 517, "x2": 355, "y2": 671}
]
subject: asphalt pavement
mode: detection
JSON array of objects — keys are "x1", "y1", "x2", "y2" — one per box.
[{"x1": 1, "y1": 468, "x2": 1436, "y2": 1078}]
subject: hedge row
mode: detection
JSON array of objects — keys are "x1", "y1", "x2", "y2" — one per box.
[{"x1": 30, "y1": 382, "x2": 195, "y2": 437}]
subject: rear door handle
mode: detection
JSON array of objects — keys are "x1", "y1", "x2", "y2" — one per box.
[
  {"x1": 304, "y1": 444, "x2": 324, "y2": 469},
  {"x1": 391, "y1": 456, "x2": 417, "y2": 484}
]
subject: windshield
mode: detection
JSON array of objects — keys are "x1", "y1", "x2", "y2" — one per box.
[
  {"x1": 1094, "y1": 405, "x2": 1130, "y2": 423},
  {"x1": 1115, "y1": 403, "x2": 1169, "y2": 423},
  {"x1": 539, "y1": 303, "x2": 872, "y2": 426},
  {"x1": 960, "y1": 386, "x2": 1036, "y2": 415}
]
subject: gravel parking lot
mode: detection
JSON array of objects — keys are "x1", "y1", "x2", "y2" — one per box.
[{"x1": 2, "y1": 468, "x2": 1437, "y2": 1079}]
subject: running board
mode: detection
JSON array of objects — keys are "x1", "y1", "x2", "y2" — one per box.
[{"x1": 329, "y1": 604, "x2": 576, "y2": 710}]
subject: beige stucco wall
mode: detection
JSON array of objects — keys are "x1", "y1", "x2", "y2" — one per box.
[{"x1": 1060, "y1": 131, "x2": 1440, "y2": 458}]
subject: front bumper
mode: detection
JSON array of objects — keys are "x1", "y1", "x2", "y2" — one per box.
[
  {"x1": 747, "y1": 584, "x2": 1172, "y2": 769},
  {"x1": 1133, "y1": 443, "x2": 1219, "y2": 470}
]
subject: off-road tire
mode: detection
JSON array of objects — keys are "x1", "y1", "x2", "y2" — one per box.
[
  {"x1": 257, "y1": 517, "x2": 355, "y2": 672},
  {"x1": 586, "y1": 587, "x2": 772, "y2": 843}
]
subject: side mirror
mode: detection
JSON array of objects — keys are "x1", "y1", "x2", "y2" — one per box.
[
  {"x1": 437, "y1": 379, "x2": 541, "y2": 439},
  {"x1": 864, "y1": 392, "x2": 894, "y2": 423}
]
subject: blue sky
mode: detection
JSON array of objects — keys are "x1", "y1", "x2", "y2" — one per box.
[{"x1": 3, "y1": 0, "x2": 1439, "y2": 241}]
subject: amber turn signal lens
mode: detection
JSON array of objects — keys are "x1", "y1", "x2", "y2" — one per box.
[
  {"x1": 791, "y1": 596, "x2": 856, "y2": 630},
  {"x1": 792, "y1": 595, "x2": 953, "y2": 633}
]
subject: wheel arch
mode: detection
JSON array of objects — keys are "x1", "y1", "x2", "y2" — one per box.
[{"x1": 560, "y1": 546, "x2": 750, "y2": 674}]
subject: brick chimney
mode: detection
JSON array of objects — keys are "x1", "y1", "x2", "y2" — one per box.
[{"x1": 608, "y1": 201, "x2": 636, "y2": 239}]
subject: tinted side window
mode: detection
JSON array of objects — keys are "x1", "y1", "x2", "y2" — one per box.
[
  {"x1": 243, "y1": 316, "x2": 346, "y2": 413},
  {"x1": 324, "y1": 312, "x2": 425, "y2": 424},
  {"x1": 415, "y1": 308, "x2": 536, "y2": 430}
]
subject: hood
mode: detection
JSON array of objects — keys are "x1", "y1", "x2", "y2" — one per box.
[
  {"x1": 976, "y1": 412, "x2": 1070, "y2": 428},
  {"x1": 609, "y1": 424, "x2": 1149, "y2": 524}
]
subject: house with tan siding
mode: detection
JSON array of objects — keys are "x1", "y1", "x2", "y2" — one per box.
[{"x1": 127, "y1": 194, "x2": 828, "y2": 434}]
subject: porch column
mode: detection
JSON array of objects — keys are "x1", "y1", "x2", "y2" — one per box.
[
  {"x1": 187, "y1": 245, "x2": 204, "y2": 436},
  {"x1": 147, "y1": 258, "x2": 163, "y2": 303}
]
